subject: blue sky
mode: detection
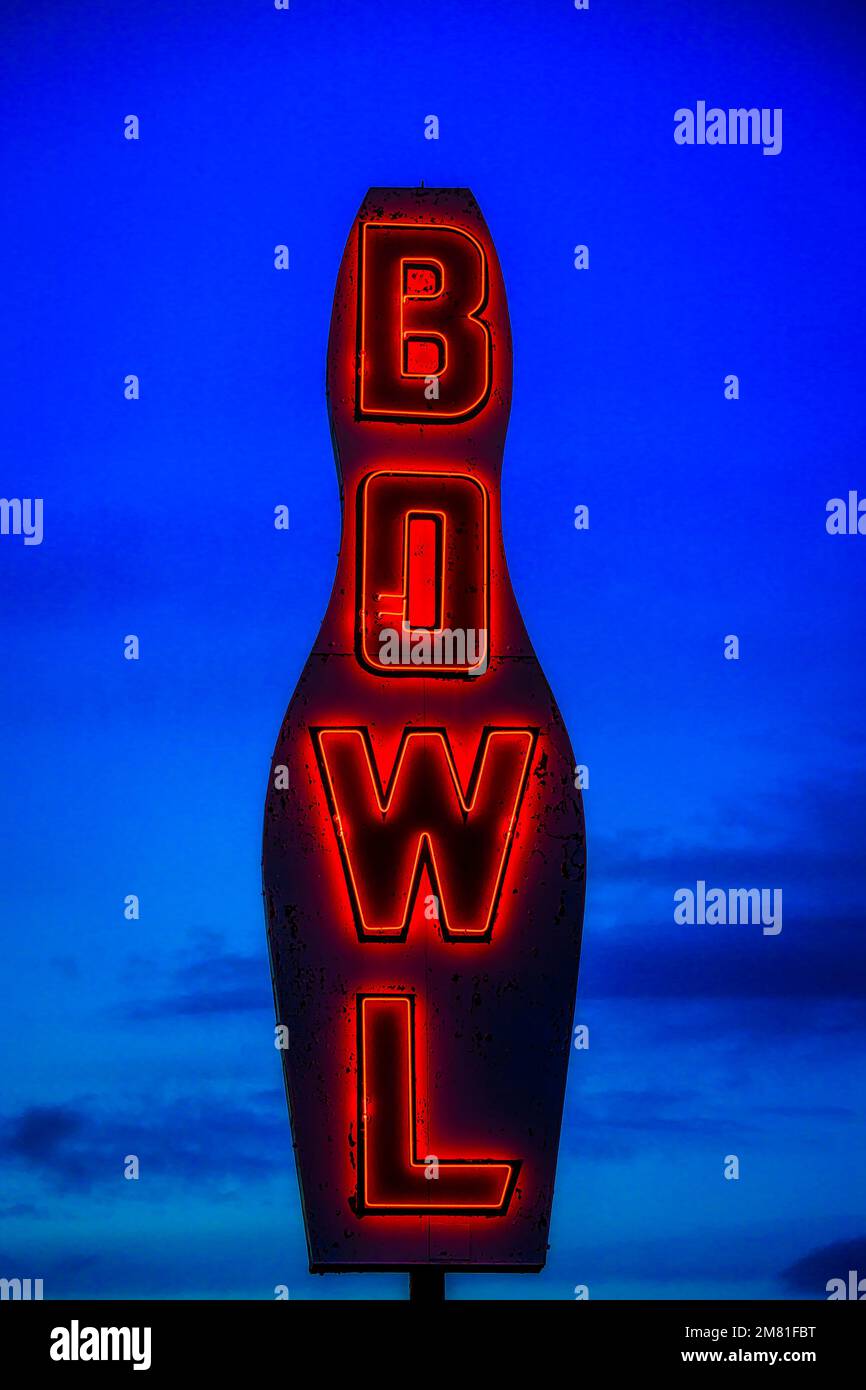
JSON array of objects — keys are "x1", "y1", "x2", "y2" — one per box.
[{"x1": 1, "y1": 0, "x2": 865, "y2": 1299}]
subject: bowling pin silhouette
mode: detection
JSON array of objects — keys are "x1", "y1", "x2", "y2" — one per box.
[{"x1": 263, "y1": 188, "x2": 585, "y2": 1273}]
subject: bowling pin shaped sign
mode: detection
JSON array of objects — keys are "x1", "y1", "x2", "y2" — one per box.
[{"x1": 263, "y1": 188, "x2": 586, "y2": 1273}]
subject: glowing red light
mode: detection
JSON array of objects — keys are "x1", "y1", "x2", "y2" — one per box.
[
  {"x1": 263, "y1": 188, "x2": 585, "y2": 1274},
  {"x1": 312, "y1": 726, "x2": 536, "y2": 942},
  {"x1": 357, "y1": 995, "x2": 518, "y2": 1215},
  {"x1": 358, "y1": 224, "x2": 491, "y2": 421}
]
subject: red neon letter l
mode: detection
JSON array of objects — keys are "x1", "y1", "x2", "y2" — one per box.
[{"x1": 358, "y1": 995, "x2": 518, "y2": 1215}]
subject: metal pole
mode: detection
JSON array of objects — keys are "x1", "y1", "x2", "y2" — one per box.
[{"x1": 409, "y1": 1269, "x2": 446, "y2": 1302}]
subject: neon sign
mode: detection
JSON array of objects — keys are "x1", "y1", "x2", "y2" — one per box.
[
  {"x1": 357, "y1": 995, "x2": 518, "y2": 1215},
  {"x1": 357, "y1": 223, "x2": 492, "y2": 421},
  {"x1": 312, "y1": 726, "x2": 536, "y2": 941},
  {"x1": 356, "y1": 469, "x2": 489, "y2": 675},
  {"x1": 263, "y1": 187, "x2": 586, "y2": 1278}
]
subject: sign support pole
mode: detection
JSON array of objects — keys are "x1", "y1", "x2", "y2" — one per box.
[{"x1": 409, "y1": 1270, "x2": 446, "y2": 1302}]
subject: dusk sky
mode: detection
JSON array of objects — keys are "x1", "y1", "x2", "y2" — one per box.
[{"x1": 2, "y1": 0, "x2": 864, "y2": 1299}]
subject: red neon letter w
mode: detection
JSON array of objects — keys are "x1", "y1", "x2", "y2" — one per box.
[{"x1": 312, "y1": 726, "x2": 536, "y2": 941}]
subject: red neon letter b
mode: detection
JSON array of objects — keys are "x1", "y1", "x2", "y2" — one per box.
[{"x1": 358, "y1": 223, "x2": 492, "y2": 421}]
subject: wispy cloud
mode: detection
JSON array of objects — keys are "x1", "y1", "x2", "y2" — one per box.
[
  {"x1": 782, "y1": 1237, "x2": 866, "y2": 1296},
  {"x1": 121, "y1": 938, "x2": 272, "y2": 1019},
  {"x1": 580, "y1": 914, "x2": 866, "y2": 999},
  {"x1": 0, "y1": 1091, "x2": 289, "y2": 1193}
]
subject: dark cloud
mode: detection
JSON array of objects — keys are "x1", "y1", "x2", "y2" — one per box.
[
  {"x1": 4, "y1": 1105, "x2": 84, "y2": 1159},
  {"x1": 0, "y1": 1106, "x2": 95, "y2": 1186},
  {"x1": 575, "y1": 774, "x2": 866, "y2": 1000},
  {"x1": 125, "y1": 946, "x2": 272, "y2": 1018},
  {"x1": 579, "y1": 914, "x2": 866, "y2": 999},
  {"x1": 592, "y1": 840, "x2": 839, "y2": 889},
  {"x1": 782, "y1": 1237, "x2": 866, "y2": 1296},
  {"x1": 559, "y1": 1084, "x2": 731, "y2": 1159},
  {"x1": 0, "y1": 1228, "x2": 308, "y2": 1302},
  {"x1": 589, "y1": 776, "x2": 866, "y2": 908},
  {"x1": 536, "y1": 1218, "x2": 800, "y2": 1289},
  {"x1": 0, "y1": 1091, "x2": 290, "y2": 1193},
  {"x1": 762, "y1": 1103, "x2": 854, "y2": 1121}
]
